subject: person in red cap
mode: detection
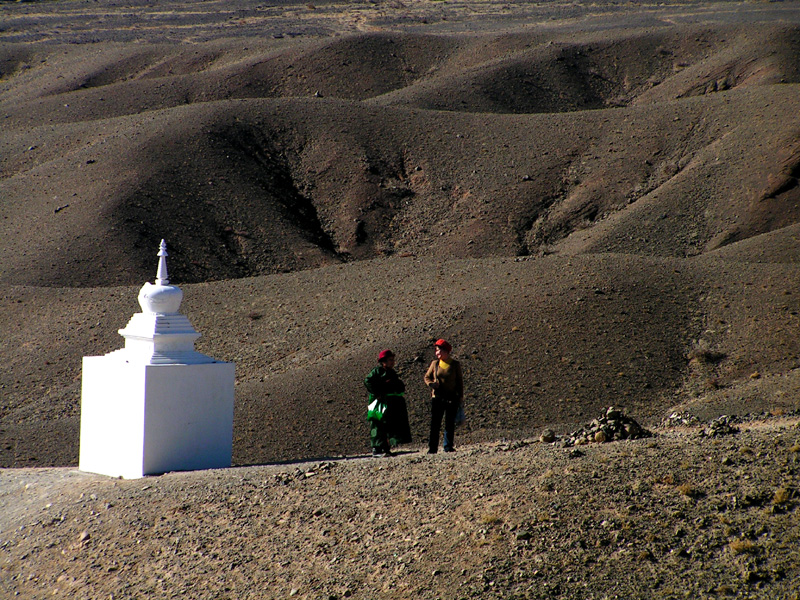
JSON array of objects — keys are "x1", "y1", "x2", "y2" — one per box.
[
  {"x1": 424, "y1": 339, "x2": 464, "y2": 453},
  {"x1": 364, "y1": 349, "x2": 411, "y2": 457}
]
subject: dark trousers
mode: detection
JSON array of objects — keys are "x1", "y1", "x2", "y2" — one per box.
[{"x1": 429, "y1": 397, "x2": 459, "y2": 452}]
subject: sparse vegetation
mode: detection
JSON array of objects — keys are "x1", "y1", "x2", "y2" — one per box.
[
  {"x1": 678, "y1": 483, "x2": 701, "y2": 499},
  {"x1": 773, "y1": 487, "x2": 792, "y2": 506},
  {"x1": 729, "y1": 538, "x2": 758, "y2": 555},
  {"x1": 480, "y1": 513, "x2": 503, "y2": 525},
  {"x1": 658, "y1": 473, "x2": 676, "y2": 485},
  {"x1": 687, "y1": 343, "x2": 727, "y2": 365}
]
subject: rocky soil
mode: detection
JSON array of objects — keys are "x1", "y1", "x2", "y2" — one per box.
[{"x1": 2, "y1": 415, "x2": 799, "y2": 600}]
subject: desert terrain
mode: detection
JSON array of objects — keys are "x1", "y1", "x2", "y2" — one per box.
[{"x1": 2, "y1": 0, "x2": 800, "y2": 597}]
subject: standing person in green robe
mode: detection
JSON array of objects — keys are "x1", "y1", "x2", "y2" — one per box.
[{"x1": 364, "y1": 349, "x2": 412, "y2": 457}]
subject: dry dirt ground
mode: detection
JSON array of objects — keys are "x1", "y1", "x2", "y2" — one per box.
[
  {"x1": 2, "y1": 418, "x2": 800, "y2": 600},
  {"x1": 2, "y1": 0, "x2": 800, "y2": 597}
]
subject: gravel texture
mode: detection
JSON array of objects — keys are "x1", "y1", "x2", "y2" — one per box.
[{"x1": 2, "y1": 418, "x2": 799, "y2": 599}]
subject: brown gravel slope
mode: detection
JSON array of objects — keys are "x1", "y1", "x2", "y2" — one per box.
[
  {"x1": 2, "y1": 0, "x2": 800, "y2": 469},
  {"x1": 3, "y1": 253, "x2": 800, "y2": 469},
  {"x1": 2, "y1": 13, "x2": 800, "y2": 287}
]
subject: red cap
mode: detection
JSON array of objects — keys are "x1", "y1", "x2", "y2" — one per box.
[
  {"x1": 378, "y1": 349, "x2": 395, "y2": 362},
  {"x1": 435, "y1": 339, "x2": 452, "y2": 352}
]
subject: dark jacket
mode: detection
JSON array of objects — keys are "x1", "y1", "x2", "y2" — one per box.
[{"x1": 364, "y1": 365, "x2": 405, "y2": 401}]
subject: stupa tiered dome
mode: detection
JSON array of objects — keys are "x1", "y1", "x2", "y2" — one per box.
[{"x1": 112, "y1": 240, "x2": 215, "y2": 365}]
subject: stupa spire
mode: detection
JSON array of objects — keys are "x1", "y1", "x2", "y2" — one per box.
[
  {"x1": 135, "y1": 240, "x2": 183, "y2": 315},
  {"x1": 155, "y1": 239, "x2": 169, "y2": 285}
]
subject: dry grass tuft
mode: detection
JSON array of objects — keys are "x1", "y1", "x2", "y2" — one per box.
[
  {"x1": 728, "y1": 539, "x2": 757, "y2": 555},
  {"x1": 687, "y1": 343, "x2": 726, "y2": 365},
  {"x1": 658, "y1": 473, "x2": 676, "y2": 485},
  {"x1": 716, "y1": 584, "x2": 736, "y2": 595},
  {"x1": 637, "y1": 549, "x2": 655, "y2": 562},
  {"x1": 772, "y1": 487, "x2": 791, "y2": 505},
  {"x1": 481, "y1": 513, "x2": 503, "y2": 525}
]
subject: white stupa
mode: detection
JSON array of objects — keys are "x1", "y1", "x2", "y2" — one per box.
[{"x1": 79, "y1": 240, "x2": 235, "y2": 479}]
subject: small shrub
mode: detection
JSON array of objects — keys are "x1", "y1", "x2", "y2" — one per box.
[
  {"x1": 729, "y1": 539, "x2": 757, "y2": 555},
  {"x1": 533, "y1": 512, "x2": 550, "y2": 523},
  {"x1": 716, "y1": 584, "x2": 736, "y2": 595},
  {"x1": 687, "y1": 343, "x2": 726, "y2": 364},
  {"x1": 678, "y1": 483, "x2": 699, "y2": 498},
  {"x1": 773, "y1": 487, "x2": 791, "y2": 505},
  {"x1": 481, "y1": 513, "x2": 502, "y2": 525},
  {"x1": 637, "y1": 550, "x2": 654, "y2": 562}
]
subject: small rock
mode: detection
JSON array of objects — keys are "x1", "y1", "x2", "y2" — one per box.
[
  {"x1": 539, "y1": 429, "x2": 556, "y2": 443},
  {"x1": 624, "y1": 422, "x2": 641, "y2": 437}
]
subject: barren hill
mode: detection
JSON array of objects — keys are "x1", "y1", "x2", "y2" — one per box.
[{"x1": 3, "y1": 0, "x2": 800, "y2": 598}]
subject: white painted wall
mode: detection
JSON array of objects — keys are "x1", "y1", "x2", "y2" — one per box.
[{"x1": 80, "y1": 357, "x2": 234, "y2": 479}]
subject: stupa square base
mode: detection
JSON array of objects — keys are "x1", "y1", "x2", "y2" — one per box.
[{"x1": 79, "y1": 356, "x2": 235, "y2": 479}]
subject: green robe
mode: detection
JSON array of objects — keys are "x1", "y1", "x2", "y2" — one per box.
[{"x1": 364, "y1": 365, "x2": 412, "y2": 448}]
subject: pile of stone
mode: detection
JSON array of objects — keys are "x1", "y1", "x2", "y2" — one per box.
[
  {"x1": 701, "y1": 415, "x2": 740, "y2": 437},
  {"x1": 563, "y1": 406, "x2": 652, "y2": 447}
]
